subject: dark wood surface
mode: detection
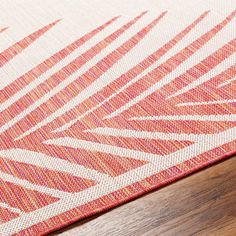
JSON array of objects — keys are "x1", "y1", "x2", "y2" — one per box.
[{"x1": 51, "y1": 157, "x2": 236, "y2": 236}]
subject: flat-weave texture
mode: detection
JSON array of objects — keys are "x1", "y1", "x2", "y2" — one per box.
[{"x1": 0, "y1": 0, "x2": 236, "y2": 235}]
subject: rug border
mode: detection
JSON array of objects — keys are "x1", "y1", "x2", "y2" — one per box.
[{"x1": 14, "y1": 140, "x2": 236, "y2": 236}]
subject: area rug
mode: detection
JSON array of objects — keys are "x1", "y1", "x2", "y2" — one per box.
[{"x1": 0, "y1": 0, "x2": 236, "y2": 235}]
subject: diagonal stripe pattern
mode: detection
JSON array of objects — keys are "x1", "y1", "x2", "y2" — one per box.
[{"x1": 0, "y1": 4, "x2": 236, "y2": 235}]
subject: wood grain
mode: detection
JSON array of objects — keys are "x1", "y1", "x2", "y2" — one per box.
[{"x1": 51, "y1": 157, "x2": 236, "y2": 236}]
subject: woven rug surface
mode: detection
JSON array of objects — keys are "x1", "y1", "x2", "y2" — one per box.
[{"x1": 0, "y1": 0, "x2": 236, "y2": 235}]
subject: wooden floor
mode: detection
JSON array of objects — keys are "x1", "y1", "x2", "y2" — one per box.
[{"x1": 51, "y1": 157, "x2": 236, "y2": 236}]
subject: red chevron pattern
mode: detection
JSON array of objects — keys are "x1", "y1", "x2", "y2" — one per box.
[{"x1": 0, "y1": 4, "x2": 236, "y2": 235}]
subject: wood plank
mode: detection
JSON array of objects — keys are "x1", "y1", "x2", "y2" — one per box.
[{"x1": 51, "y1": 156, "x2": 236, "y2": 236}]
